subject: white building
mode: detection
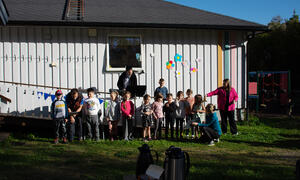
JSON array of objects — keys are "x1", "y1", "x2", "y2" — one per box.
[{"x1": 0, "y1": 0, "x2": 266, "y2": 122}]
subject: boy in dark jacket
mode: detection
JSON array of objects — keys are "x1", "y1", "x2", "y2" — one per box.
[
  {"x1": 163, "y1": 93, "x2": 176, "y2": 139},
  {"x1": 51, "y1": 90, "x2": 68, "y2": 144}
]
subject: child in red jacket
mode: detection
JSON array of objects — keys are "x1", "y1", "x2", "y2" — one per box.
[{"x1": 121, "y1": 91, "x2": 135, "y2": 140}]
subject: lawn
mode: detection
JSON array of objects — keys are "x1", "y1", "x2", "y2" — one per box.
[{"x1": 0, "y1": 115, "x2": 299, "y2": 180}]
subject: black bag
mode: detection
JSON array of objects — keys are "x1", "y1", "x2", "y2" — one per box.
[{"x1": 136, "y1": 144, "x2": 158, "y2": 178}]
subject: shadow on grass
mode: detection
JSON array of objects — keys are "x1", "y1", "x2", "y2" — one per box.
[
  {"x1": 190, "y1": 156, "x2": 295, "y2": 180},
  {"x1": 225, "y1": 139, "x2": 300, "y2": 150},
  {"x1": 0, "y1": 138, "x2": 298, "y2": 180},
  {"x1": 0, "y1": 146, "x2": 134, "y2": 180},
  {"x1": 260, "y1": 116, "x2": 300, "y2": 130}
]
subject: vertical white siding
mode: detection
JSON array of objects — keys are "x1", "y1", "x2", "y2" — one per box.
[
  {"x1": 204, "y1": 30, "x2": 211, "y2": 103},
  {"x1": 211, "y1": 31, "x2": 218, "y2": 106},
  {"x1": 3, "y1": 27, "x2": 11, "y2": 82},
  {"x1": 237, "y1": 32, "x2": 243, "y2": 109},
  {"x1": 0, "y1": 26, "x2": 248, "y2": 118}
]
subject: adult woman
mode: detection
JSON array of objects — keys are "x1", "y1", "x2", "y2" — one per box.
[{"x1": 206, "y1": 79, "x2": 238, "y2": 135}]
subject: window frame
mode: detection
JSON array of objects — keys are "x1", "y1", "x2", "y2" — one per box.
[{"x1": 106, "y1": 34, "x2": 144, "y2": 72}]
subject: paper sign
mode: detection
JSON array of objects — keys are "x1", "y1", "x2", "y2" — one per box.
[
  {"x1": 99, "y1": 98, "x2": 104, "y2": 104},
  {"x1": 175, "y1": 71, "x2": 181, "y2": 77},
  {"x1": 174, "y1": 54, "x2": 182, "y2": 62},
  {"x1": 195, "y1": 58, "x2": 201, "y2": 63},
  {"x1": 146, "y1": 164, "x2": 164, "y2": 179},
  {"x1": 190, "y1": 67, "x2": 198, "y2": 72},
  {"x1": 51, "y1": 95, "x2": 56, "y2": 102},
  {"x1": 182, "y1": 60, "x2": 189, "y2": 67},
  {"x1": 44, "y1": 93, "x2": 50, "y2": 100},
  {"x1": 166, "y1": 60, "x2": 175, "y2": 70},
  {"x1": 37, "y1": 91, "x2": 43, "y2": 99}
]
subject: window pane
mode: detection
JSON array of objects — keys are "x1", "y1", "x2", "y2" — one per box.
[{"x1": 109, "y1": 36, "x2": 141, "y2": 68}]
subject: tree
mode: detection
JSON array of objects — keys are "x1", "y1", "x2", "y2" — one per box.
[{"x1": 248, "y1": 11, "x2": 300, "y2": 90}]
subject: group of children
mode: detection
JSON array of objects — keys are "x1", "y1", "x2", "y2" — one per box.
[
  {"x1": 51, "y1": 78, "x2": 222, "y2": 146},
  {"x1": 51, "y1": 88, "x2": 102, "y2": 144}
]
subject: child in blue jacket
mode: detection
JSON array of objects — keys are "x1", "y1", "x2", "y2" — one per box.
[
  {"x1": 51, "y1": 90, "x2": 68, "y2": 144},
  {"x1": 193, "y1": 103, "x2": 222, "y2": 146}
]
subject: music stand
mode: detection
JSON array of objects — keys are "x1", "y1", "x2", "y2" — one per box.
[{"x1": 134, "y1": 85, "x2": 147, "y2": 97}]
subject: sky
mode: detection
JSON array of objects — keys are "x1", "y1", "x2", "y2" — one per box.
[{"x1": 166, "y1": 0, "x2": 300, "y2": 25}]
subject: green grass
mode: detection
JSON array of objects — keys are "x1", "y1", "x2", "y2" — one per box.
[{"x1": 0, "y1": 115, "x2": 300, "y2": 180}]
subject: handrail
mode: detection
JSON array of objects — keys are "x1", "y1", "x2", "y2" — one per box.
[
  {"x1": 0, "y1": 94, "x2": 11, "y2": 103},
  {"x1": 0, "y1": 80, "x2": 110, "y2": 95}
]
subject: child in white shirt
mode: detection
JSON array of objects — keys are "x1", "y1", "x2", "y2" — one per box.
[{"x1": 83, "y1": 88, "x2": 101, "y2": 141}]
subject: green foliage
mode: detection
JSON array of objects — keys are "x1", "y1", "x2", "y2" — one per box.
[{"x1": 248, "y1": 11, "x2": 300, "y2": 89}]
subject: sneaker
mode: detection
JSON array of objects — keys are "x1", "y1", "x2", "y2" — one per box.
[
  {"x1": 186, "y1": 134, "x2": 189, "y2": 138},
  {"x1": 148, "y1": 137, "x2": 152, "y2": 141},
  {"x1": 214, "y1": 138, "x2": 220, "y2": 143},
  {"x1": 232, "y1": 132, "x2": 239, "y2": 136},
  {"x1": 62, "y1": 137, "x2": 68, "y2": 144},
  {"x1": 191, "y1": 135, "x2": 195, "y2": 139},
  {"x1": 53, "y1": 138, "x2": 59, "y2": 144},
  {"x1": 208, "y1": 141, "x2": 215, "y2": 146}
]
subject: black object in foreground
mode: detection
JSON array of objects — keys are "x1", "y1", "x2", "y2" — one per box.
[
  {"x1": 163, "y1": 146, "x2": 190, "y2": 180},
  {"x1": 136, "y1": 144, "x2": 158, "y2": 179}
]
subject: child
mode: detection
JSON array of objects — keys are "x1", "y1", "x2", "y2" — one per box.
[
  {"x1": 152, "y1": 93, "x2": 164, "y2": 140},
  {"x1": 191, "y1": 94, "x2": 206, "y2": 139},
  {"x1": 192, "y1": 104, "x2": 222, "y2": 146},
  {"x1": 105, "y1": 91, "x2": 120, "y2": 141},
  {"x1": 83, "y1": 88, "x2": 101, "y2": 141},
  {"x1": 121, "y1": 91, "x2": 135, "y2": 140},
  {"x1": 51, "y1": 90, "x2": 68, "y2": 144},
  {"x1": 175, "y1": 91, "x2": 189, "y2": 139},
  {"x1": 163, "y1": 93, "x2": 176, "y2": 139},
  {"x1": 140, "y1": 94, "x2": 153, "y2": 142},
  {"x1": 185, "y1": 89, "x2": 195, "y2": 138},
  {"x1": 154, "y1": 78, "x2": 168, "y2": 100}
]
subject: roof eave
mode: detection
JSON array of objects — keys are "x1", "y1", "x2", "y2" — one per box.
[
  {"x1": 6, "y1": 20, "x2": 268, "y2": 31},
  {"x1": 0, "y1": 0, "x2": 9, "y2": 25}
]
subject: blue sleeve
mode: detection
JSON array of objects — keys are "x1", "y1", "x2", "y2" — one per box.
[
  {"x1": 197, "y1": 122, "x2": 208, "y2": 127},
  {"x1": 198, "y1": 114, "x2": 217, "y2": 127},
  {"x1": 80, "y1": 99, "x2": 84, "y2": 105}
]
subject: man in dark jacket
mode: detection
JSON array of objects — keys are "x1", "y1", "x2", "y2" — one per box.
[
  {"x1": 65, "y1": 88, "x2": 84, "y2": 141},
  {"x1": 117, "y1": 66, "x2": 137, "y2": 96}
]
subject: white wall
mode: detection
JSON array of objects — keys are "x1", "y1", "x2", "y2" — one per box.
[{"x1": 0, "y1": 26, "x2": 248, "y2": 120}]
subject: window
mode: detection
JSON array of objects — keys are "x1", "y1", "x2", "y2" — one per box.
[{"x1": 106, "y1": 35, "x2": 143, "y2": 71}]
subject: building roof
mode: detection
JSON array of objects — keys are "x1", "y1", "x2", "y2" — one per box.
[
  {"x1": 4, "y1": 0, "x2": 267, "y2": 31},
  {"x1": 0, "y1": 0, "x2": 9, "y2": 25}
]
